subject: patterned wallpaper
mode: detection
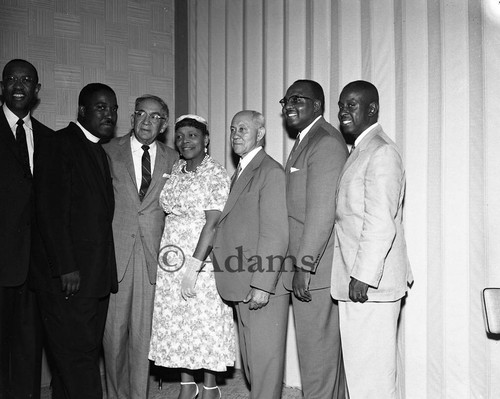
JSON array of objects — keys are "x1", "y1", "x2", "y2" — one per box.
[{"x1": 0, "y1": 0, "x2": 175, "y2": 143}]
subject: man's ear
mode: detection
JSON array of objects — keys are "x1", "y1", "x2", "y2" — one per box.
[
  {"x1": 78, "y1": 105, "x2": 86, "y2": 119},
  {"x1": 257, "y1": 126, "x2": 266, "y2": 142},
  {"x1": 368, "y1": 102, "x2": 379, "y2": 117},
  {"x1": 313, "y1": 99, "x2": 322, "y2": 113},
  {"x1": 160, "y1": 119, "x2": 169, "y2": 134}
]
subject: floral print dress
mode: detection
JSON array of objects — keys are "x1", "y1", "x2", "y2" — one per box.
[{"x1": 149, "y1": 155, "x2": 236, "y2": 371}]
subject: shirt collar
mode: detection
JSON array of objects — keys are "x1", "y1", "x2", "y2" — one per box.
[
  {"x1": 131, "y1": 133, "x2": 157, "y2": 152},
  {"x1": 3, "y1": 104, "x2": 33, "y2": 131},
  {"x1": 354, "y1": 122, "x2": 379, "y2": 148},
  {"x1": 76, "y1": 121, "x2": 101, "y2": 143},
  {"x1": 239, "y1": 146, "x2": 262, "y2": 171},
  {"x1": 298, "y1": 115, "x2": 322, "y2": 143}
]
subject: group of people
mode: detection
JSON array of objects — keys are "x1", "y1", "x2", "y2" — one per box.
[{"x1": 0, "y1": 57, "x2": 413, "y2": 399}]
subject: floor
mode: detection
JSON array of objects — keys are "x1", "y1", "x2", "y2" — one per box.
[{"x1": 40, "y1": 368, "x2": 303, "y2": 398}]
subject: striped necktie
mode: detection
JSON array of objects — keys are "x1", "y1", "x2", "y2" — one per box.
[
  {"x1": 230, "y1": 162, "x2": 242, "y2": 191},
  {"x1": 139, "y1": 145, "x2": 151, "y2": 201}
]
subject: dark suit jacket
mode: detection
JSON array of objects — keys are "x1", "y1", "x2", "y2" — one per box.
[
  {"x1": 213, "y1": 149, "x2": 289, "y2": 301},
  {"x1": 103, "y1": 134, "x2": 179, "y2": 284},
  {"x1": 0, "y1": 108, "x2": 53, "y2": 287},
  {"x1": 283, "y1": 116, "x2": 348, "y2": 291},
  {"x1": 31, "y1": 122, "x2": 117, "y2": 298}
]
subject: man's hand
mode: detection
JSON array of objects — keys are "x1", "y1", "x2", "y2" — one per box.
[
  {"x1": 61, "y1": 271, "x2": 80, "y2": 298},
  {"x1": 292, "y1": 266, "x2": 312, "y2": 302},
  {"x1": 243, "y1": 288, "x2": 270, "y2": 310},
  {"x1": 349, "y1": 277, "x2": 369, "y2": 303}
]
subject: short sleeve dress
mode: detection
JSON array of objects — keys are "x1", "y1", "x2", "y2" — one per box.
[{"x1": 149, "y1": 155, "x2": 236, "y2": 371}]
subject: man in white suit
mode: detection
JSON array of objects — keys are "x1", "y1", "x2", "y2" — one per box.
[
  {"x1": 102, "y1": 95, "x2": 178, "y2": 399},
  {"x1": 331, "y1": 80, "x2": 413, "y2": 398}
]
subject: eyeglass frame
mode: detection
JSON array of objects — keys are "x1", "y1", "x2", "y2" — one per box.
[
  {"x1": 279, "y1": 95, "x2": 315, "y2": 107},
  {"x1": 133, "y1": 110, "x2": 167, "y2": 124},
  {"x1": 3, "y1": 75, "x2": 37, "y2": 86}
]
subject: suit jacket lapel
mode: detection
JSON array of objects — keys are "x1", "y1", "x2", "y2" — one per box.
[
  {"x1": 117, "y1": 134, "x2": 138, "y2": 191},
  {"x1": 74, "y1": 124, "x2": 112, "y2": 209},
  {"x1": 0, "y1": 109, "x2": 24, "y2": 166},
  {"x1": 285, "y1": 116, "x2": 324, "y2": 172},
  {"x1": 219, "y1": 150, "x2": 266, "y2": 222},
  {"x1": 147, "y1": 141, "x2": 168, "y2": 197},
  {"x1": 336, "y1": 125, "x2": 382, "y2": 193}
]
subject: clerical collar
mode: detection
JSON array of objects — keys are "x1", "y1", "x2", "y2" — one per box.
[{"x1": 76, "y1": 121, "x2": 101, "y2": 143}]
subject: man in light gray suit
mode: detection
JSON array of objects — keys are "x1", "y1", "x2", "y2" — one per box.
[
  {"x1": 102, "y1": 94, "x2": 178, "y2": 399},
  {"x1": 332, "y1": 81, "x2": 413, "y2": 398}
]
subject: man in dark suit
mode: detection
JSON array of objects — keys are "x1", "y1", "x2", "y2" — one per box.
[
  {"x1": 281, "y1": 80, "x2": 348, "y2": 398},
  {"x1": 0, "y1": 58, "x2": 52, "y2": 399},
  {"x1": 102, "y1": 95, "x2": 178, "y2": 399},
  {"x1": 213, "y1": 110, "x2": 289, "y2": 399},
  {"x1": 31, "y1": 83, "x2": 118, "y2": 398}
]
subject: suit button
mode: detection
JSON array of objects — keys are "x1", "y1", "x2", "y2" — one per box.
[
  {"x1": 131, "y1": 234, "x2": 135, "y2": 238},
  {"x1": 138, "y1": 212, "x2": 143, "y2": 216}
]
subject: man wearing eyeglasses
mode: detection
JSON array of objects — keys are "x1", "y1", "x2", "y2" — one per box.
[
  {"x1": 0, "y1": 59, "x2": 53, "y2": 398},
  {"x1": 102, "y1": 95, "x2": 178, "y2": 399},
  {"x1": 281, "y1": 80, "x2": 348, "y2": 398}
]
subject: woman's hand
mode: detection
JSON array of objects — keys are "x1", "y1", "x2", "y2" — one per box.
[{"x1": 180, "y1": 256, "x2": 203, "y2": 300}]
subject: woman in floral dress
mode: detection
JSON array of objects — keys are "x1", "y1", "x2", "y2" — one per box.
[{"x1": 149, "y1": 115, "x2": 235, "y2": 399}]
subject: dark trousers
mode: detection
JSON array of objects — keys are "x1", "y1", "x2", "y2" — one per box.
[
  {"x1": 0, "y1": 283, "x2": 43, "y2": 399},
  {"x1": 37, "y1": 292, "x2": 109, "y2": 399}
]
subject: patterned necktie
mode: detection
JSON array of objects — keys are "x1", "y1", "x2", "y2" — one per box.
[
  {"x1": 230, "y1": 162, "x2": 242, "y2": 191},
  {"x1": 139, "y1": 145, "x2": 151, "y2": 201},
  {"x1": 16, "y1": 119, "x2": 31, "y2": 176}
]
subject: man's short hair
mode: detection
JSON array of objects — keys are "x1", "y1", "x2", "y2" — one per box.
[
  {"x1": 293, "y1": 79, "x2": 325, "y2": 114},
  {"x1": 343, "y1": 80, "x2": 379, "y2": 105},
  {"x1": 250, "y1": 110, "x2": 265, "y2": 129},
  {"x1": 135, "y1": 94, "x2": 169, "y2": 119},
  {"x1": 78, "y1": 83, "x2": 116, "y2": 107}
]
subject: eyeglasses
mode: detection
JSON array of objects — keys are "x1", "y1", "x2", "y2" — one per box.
[
  {"x1": 133, "y1": 110, "x2": 166, "y2": 124},
  {"x1": 3, "y1": 76, "x2": 36, "y2": 86},
  {"x1": 279, "y1": 95, "x2": 314, "y2": 107}
]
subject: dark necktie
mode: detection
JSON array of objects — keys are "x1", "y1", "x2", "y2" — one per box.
[
  {"x1": 349, "y1": 144, "x2": 356, "y2": 156},
  {"x1": 230, "y1": 162, "x2": 242, "y2": 191},
  {"x1": 139, "y1": 145, "x2": 151, "y2": 201},
  {"x1": 16, "y1": 119, "x2": 31, "y2": 176}
]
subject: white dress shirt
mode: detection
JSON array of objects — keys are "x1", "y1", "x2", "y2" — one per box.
[
  {"x1": 130, "y1": 135, "x2": 157, "y2": 191},
  {"x1": 3, "y1": 104, "x2": 34, "y2": 173},
  {"x1": 237, "y1": 146, "x2": 262, "y2": 178}
]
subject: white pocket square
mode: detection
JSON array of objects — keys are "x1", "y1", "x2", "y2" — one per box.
[{"x1": 290, "y1": 167, "x2": 300, "y2": 173}]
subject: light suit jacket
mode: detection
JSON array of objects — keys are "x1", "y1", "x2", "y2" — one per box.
[
  {"x1": 213, "y1": 149, "x2": 289, "y2": 301},
  {"x1": 331, "y1": 125, "x2": 413, "y2": 302},
  {"x1": 103, "y1": 134, "x2": 178, "y2": 284},
  {"x1": 283, "y1": 117, "x2": 348, "y2": 291}
]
